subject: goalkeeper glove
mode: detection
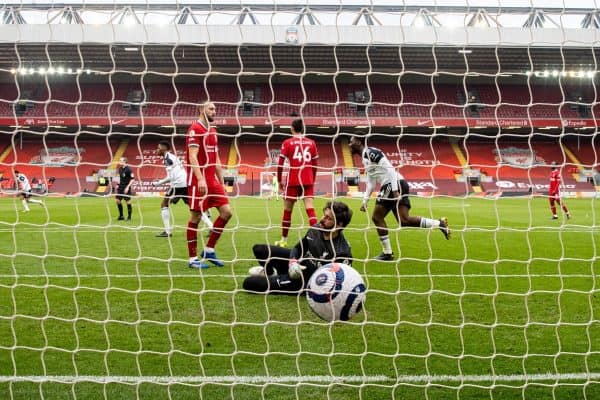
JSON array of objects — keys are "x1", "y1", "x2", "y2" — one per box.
[{"x1": 288, "y1": 259, "x2": 306, "y2": 280}]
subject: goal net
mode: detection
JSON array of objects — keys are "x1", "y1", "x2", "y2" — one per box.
[{"x1": 1, "y1": 3, "x2": 599, "y2": 399}]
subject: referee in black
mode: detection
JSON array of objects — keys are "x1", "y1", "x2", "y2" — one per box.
[
  {"x1": 243, "y1": 201, "x2": 353, "y2": 295},
  {"x1": 115, "y1": 157, "x2": 135, "y2": 221}
]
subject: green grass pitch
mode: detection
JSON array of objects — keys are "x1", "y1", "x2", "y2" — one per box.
[{"x1": 1, "y1": 194, "x2": 599, "y2": 399}]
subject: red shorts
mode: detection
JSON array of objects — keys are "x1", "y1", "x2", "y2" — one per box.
[
  {"x1": 188, "y1": 184, "x2": 229, "y2": 212},
  {"x1": 284, "y1": 185, "x2": 314, "y2": 201},
  {"x1": 549, "y1": 192, "x2": 561, "y2": 201}
]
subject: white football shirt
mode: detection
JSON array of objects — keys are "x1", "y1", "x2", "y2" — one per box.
[
  {"x1": 16, "y1": 173, "x2": 31, "y2": 192},
  {"x1": 163, "y1": 152, "x2": 187, "y2": 188},
  {"x1": 360, "y1": 147, "x2": 404, "y2": 203}
]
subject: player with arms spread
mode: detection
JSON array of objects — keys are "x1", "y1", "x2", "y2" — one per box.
[
  {"x1": 243, "y1": 201, "x2": 353, "y2": 295},
  {"x1": 549, "y1": 161, "x2": 571, "y2": 220},
  {"x1": 186, "y1": 102, "x2": 232, "y2": 269},
  {"x1": 14, "y1": 170, "x2": 43, "y2": 212},
  {"x1": 275, "y1": 119, "x2": 319, "y2": 247},
  {"x1": 349, "y1": 136, "x2": 450, "y2": 261},
  {"x1": 115, "y1": 157, "x2": 135, "y2": 221}
]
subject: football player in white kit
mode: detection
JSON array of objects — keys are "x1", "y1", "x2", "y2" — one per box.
[
  {"x1": 14, "y1": 170, "x2": 44, "y2": 212},
  {"x1": 153, "y1": 140, "x2": 212, "y2": 237},
  {"x1": 349, "y1": 136, "x2": 450, "y2": 261}
]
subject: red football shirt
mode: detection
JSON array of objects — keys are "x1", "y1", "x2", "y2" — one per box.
[
  {"x1": 549, "y1": 169, "x2": 561, "y2": 194},
  {"x1": 186, "y1": 120, "x2": 220, "y2": 187},
  {"x1": 278, "y1": 136, "x2": 319, "y2": 187}
]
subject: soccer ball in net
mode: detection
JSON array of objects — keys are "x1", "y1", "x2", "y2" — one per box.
[{"x1": 306, "y1": 263, "x2": 366, "y2": 321}]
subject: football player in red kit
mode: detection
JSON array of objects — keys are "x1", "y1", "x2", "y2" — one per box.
[
  {"x1": 549, "y1": 162, "x2": 570, "y2": 220},
  {"x1": 275, "y1": 119, "x2": 319, "y2": 247},
  {"x1": 186, "y1": 102, "x2": 232, "y2": 268}
]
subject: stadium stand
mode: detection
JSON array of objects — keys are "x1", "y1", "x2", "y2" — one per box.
[
  {"x1": 1, "y1": 132, "x2": 596, "y2": 196},
  {"x1": 471, "y1": 84, "x2": 582, "y2": 119},
  {"x1": 565, "y1": 136, "x2": 599, "y2": 170},
  {"x1": 463, "y1": 139, "x2": 571, "y2": 179},
  {"x1": 0, "y1": 136, "x2": 121, "y2": 193},
  {"x1": 350, "y1": 136, "x2": 471, "y2": 195},
  {"x1": 2, "y1": 83, "x2": 597, "y2": 120}
]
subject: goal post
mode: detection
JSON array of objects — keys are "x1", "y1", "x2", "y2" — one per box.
[
  {"x1": 259, "y1": 171, "x2": 278, "y2": 198},
  {"x1": 260, "y1": 171, "x2": 338, "y2": 198}
]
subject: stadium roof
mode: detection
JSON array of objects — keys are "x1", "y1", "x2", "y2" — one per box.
[
  {"x1": 1, "y1": 2, "x2": 599, "y2": 77},
  {"x1": 2, "y1": 44, "x2": 599, "y2": 76},
  {"x1": 1, "y1": 2, "x2": 600, "y2": 28},
  {"x1": 2, "y1": 2, "x2": 599, "y2": 51}
]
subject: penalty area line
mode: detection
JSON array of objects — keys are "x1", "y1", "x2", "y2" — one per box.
[
  {"x1": 1, "y1": 372, "x2": 599, "y2": 384},
  {"x1": 0, "y1": 375, "x2": 387, "y2": 384},
  {"x1": 0, "y1": 273, "x2": 596, "y2": 279}
]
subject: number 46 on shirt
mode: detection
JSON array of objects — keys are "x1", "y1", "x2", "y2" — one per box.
[{"x1": 293, "y1": 145, "x2": 313, "y2": 162}]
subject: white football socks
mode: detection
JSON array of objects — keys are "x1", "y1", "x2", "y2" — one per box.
[
  {"x1": 161, "y1": 207, "x2": 171, "y2": 234},
  {"x1": 379, "y1": 235, "x2": 392, "y2": 254},
  {"x1": 420, "y1": 218, "x2": 440, "y2": 229}
]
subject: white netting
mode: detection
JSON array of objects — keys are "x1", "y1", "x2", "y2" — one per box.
[{"x1": 0, "y1": 2, "x2": 600, "y2": 399}]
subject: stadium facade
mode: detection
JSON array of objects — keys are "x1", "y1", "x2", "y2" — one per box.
[{"x1": 0, "y1": 3, "x2": 598, "y2": 196}]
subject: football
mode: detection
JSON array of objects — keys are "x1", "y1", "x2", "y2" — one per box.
[{"x1": 306, "y1": 263, "x2": 366, "y2": 321}]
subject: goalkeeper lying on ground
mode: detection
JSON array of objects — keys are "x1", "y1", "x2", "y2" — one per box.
[{"x1": 243, "y1": 201, "x2": 353, "y2": 295}]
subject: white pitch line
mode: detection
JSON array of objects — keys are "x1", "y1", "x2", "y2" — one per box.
[
  {"x1": 0, "y1": 273, "x2": 595, "y2": 279},
  {"x1": 0, "y1": 225, "x2": 598, "y2": 233},
  {"x1": 0, "y1": 375, "x2": 387, "y2": 384},
  {"x1": 1, "y1": 372, "x2": 599, "y2": 384}
]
